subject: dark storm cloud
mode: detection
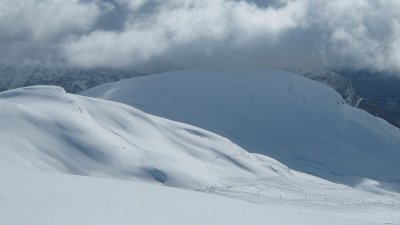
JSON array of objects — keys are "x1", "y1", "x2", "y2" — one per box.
[{"x1": 1, "y1": 0, "x2": 400, "y2": 72}]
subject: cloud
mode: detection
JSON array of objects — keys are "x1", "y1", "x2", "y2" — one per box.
[
  {"x1": 303, "y1": 0, "x2": 400, "y2": 72},
  {"x1": 1, "y1": 0, "x2": 400, "y2": 72},
  {"x1": 63, "y1": 0, "x2": 308, "y2": 70},
  {"x1": 0, "y1": 0, "x2": 100, "y2": 65}
]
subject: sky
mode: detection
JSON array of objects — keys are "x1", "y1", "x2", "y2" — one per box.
[{"x1": 1, "y1": 0, "x2": 400, "y2": 72}]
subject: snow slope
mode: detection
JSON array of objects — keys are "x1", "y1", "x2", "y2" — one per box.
[
  {"x1": 0, "y1": 85, "x2": 292, "y2": 189},
  {"x1": 82, "y1": 70, "x2": 400, "y2": 190},
  {"x1": 0, "y1": 170, "x2": 382, "y2": 225},
  {"x1": 1, "y1": 85, "x2": 400, "y2": 224}
]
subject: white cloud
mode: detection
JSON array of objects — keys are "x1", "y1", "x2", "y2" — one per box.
[
  {"x1": 0, "y1": 0, "x2": 100, "y2": 66},
  {"x1": 1, "y1": 0, "x2": 400, "y2": 72},
  {"x1": 63, "y1": 0, "x2": 306, "y2": 69},
  {"x1": 0, "y1": 0, "x2": 100, "y2": 40}
]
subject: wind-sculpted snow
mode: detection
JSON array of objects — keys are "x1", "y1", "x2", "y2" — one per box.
[
  {"x1": 82, "y1": 70, "x2": 400, "y2": 191},
  {"x1": 1, "y1": 84, "x2": 400, "y2": 224},
  {"x1": 0, "y1": 85, "x2": 292, "y2": 189}
]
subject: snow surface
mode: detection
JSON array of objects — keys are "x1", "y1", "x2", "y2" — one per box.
[
  {"x1": 1, "y1": 72, "x2": 400, "y2": 224},
  {"x1": 0, "y1": 85, "x2": 292, "y2": 189},
  {"x1": 82, "y1": 70, "x2": 400, "y2": 191},
  {"x1": 0, "y1": 170, "x2": 382, "y2": 225}
]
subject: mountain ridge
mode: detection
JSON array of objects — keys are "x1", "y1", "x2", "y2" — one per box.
[{"x1": 82, "y1": 69, "x2": 400, "y2": 189}]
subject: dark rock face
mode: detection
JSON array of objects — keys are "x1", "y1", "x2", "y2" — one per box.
[{"x1": 339, "y1": 70, "x2": 400, "y2": 128}]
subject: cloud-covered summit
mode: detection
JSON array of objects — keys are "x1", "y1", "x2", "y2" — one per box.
[{"x1": 1, "y1": 0, "x2": 400, "y2": 72}]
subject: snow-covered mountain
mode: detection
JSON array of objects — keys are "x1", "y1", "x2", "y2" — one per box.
[
  {"x1": 2, "y1": 70, "x2": 400, "y2": 224},
  {"x1": 0, "y1": 65, "x2": 146, "y2": 93},
  {"x1": 82, "y1": 70, "x2": 400, "y2": 189},
  {"x1": 3, "y1": 85, "x2": 398, "y2": 224},
  {"x1": 2, "y1": 64, "x2": 398, "y2": 128},
  {"x1": 3, "y1": 84, "x2": 392, "y2": 198},
  {"x1": 1, "y1": 85, "x2": 291, "y2": 189}
]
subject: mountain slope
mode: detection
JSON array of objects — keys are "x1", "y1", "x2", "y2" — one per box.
[
  {"x1": 82, "y1": 70, "x2": 400, "y2": 189},
  {"x1": 0, "y1": 85, "x2": 292, "y2": 189},
  {"x1": 0, "y1": 170, "x2": 381, "y2": 225},
  {"x1": 3, "y1": 85, "x2": 389, "y2": 198},
  {"x1": 1, "y1": 85, "x2": 399, "y2": 224}
]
